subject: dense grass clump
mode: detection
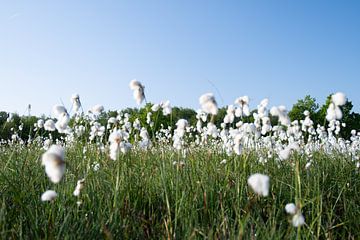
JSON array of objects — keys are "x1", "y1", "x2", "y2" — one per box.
[{"x1": 1, "y1": 143, "x2": 359, "y2": 239}]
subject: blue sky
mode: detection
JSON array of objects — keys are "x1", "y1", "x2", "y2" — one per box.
[{"x1": 1, "y1": 1, "x2": 359, "y2": 116}]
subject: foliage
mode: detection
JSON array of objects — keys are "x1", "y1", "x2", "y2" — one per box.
[
  {"x1": 1, "y1": 93, "x2": 360, "y2": 142},
  {"x1": 288, "y1": 95, "x2": 319, "y2": 123}
]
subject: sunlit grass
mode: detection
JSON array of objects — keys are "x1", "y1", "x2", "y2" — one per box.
[{"x1": 1, "y1": 143, "x2": 359, "y2": 239}]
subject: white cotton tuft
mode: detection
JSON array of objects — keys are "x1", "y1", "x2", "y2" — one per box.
[
  {"x1": 292, "y1": 213, "x2": 305, "y2": 227},
  {"x1": 326, "y1": 103, "x2": 343, "y2": 121},
  {"x1": 285, "y1": 203, "x2": 297, "y2": 215},
  {"x1": 129, "y1": 79, "x2": 145, "y2": 105},
  {"x1": 247, "y1": 173, "x2": 270, "y2": 197},
  {"x1": 260, "y1": 98, "x2": 269, "y2": 107},
  {"x1": 220, "y1": 159, "x2": 227, "y2": 164},
  {"x1": 161, "y1": 100, "x2": 172, "y2": 115},
  {"x1": 129, "y1": 79, "x2": 142, "y2": 90},
  {"x1": 331, "y1": 92, "x2": 346, "y2": 106},
  {"x1": 37, "y1": 119, "x2": 44, "y2": 129},
  {"x1": 108, "y1": 129, "x2": 131, "y2": 160},
  {"x1": 199, "y1": 93, "x2": 218, "y2": 115},
  {"x1": 270, "y1": 107, "x2": 280, "y2": 116},
  {"x1": 73, "y1": 179, "x2": 85, "y2": 196},
  {"x1": 234, "y1": 96, "x2": 251, "y2": 117},
  {"x1": 91, "y1": 104, "x2": 104, "y2": 115},
  {"x1": 279, "y1": 148, "x2": 291, "y2": 160},
  {"x1": 151, "y1": 104, "x2": 160, "y2": 112},
  {"x1": 41, "y1": 190, "x2": 57, "y2": 202},
  {"x1": 41, "y1": 145, "x2": 65, "y2": 183},
  {"x1": 44, "y1": 119, "x2": 56, "y2": 131},
  {"x1": 52, "y1": 105, "x2": 67, "y2": 119},
  {"x1": 71, "y1": 93, "x2": 81, "y2": 112}
]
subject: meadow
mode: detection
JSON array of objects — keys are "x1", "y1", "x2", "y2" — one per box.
[{"x1": 0, "y1": 81, "x2": 359, "y2": 239}]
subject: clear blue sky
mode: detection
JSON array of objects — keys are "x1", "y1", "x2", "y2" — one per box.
[{"x1": 1, "y1": 1, "x2": 359, "y2": 116}]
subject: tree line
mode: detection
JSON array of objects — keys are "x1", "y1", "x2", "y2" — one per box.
[{"x1": 1, "y1": 94, "x2": 359, "y2": 141}]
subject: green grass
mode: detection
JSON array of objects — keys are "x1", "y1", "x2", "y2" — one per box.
[{"x1": 1, "y1": 143, "x2": 359, "y2": 239}]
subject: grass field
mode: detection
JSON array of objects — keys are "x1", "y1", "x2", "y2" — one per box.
[{"x1": 1, "y1": 142, "x2": 359, "y2": 239}]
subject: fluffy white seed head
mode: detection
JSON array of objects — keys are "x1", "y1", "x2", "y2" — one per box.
[
  {"x1": 331, "y1": 92, "x2": 346, "y2": 106},
  {"x1": 260, "y1": 98, "x2": 269, "y2": 107},
  {"x1": 71, "y1": 93, "x2": 81, "y2": 112},
  {"x1": 285, "y1": 203, "x2": 297, "y2": 215},
  {"x1": 176, "y1": 119, "x2": 188, "y2": 130},
  {"x1": 129, "y1": 79, "x2": 145, "y2": 105},
  {"x1": 235, "y1": 96, "x2": 250, "y2": 105},
  {"x1": 37, "y1": 119, "x2": 45, "y2": 129},
  {"x1": 41, "y1": 190, "x2": 57, "y2": 202},
  {"x1": 151, "y1": 104, "x2": 160, "y2": 112},
  {"x1": 91, "y1": 104, "x2": 104, "y2": 115},
  {"x1": 73, "y1": 178, "x2": 85, "y2": 196},
  {"x1": 129, "y1": 79, "x2": 143, "y2": 90},
  {"x1": 52, "y1": 105, "x2": 68, "y2": 119},
  {"x1": 41, "y1": 145, "x2": 65, "y2": 183},
  {"x1": 292, "y1": 213, "x2": 305, "y2": 227},
  {"x1": 199, "y1": 93, "x2": 218, "y2": 115},
  {"x1": 247, "y1": 173, "x2": 270, "y2": 197},
  {"x1": 44, "y1": 119, "x2": 56, "y2": 131},
  {"x1": 161, "y1": 100, "x2": 172, "y2": 115}
]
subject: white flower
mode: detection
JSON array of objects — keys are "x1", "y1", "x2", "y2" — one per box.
[
  {"x1": 109, "y1": 130, "x2": 127, "y2": 144},
  {"x1": 161, "y1": 100, "x2": 172, "y2": 116},
  {"x1": 92, "y1": 162, "x2": 100, "y2": 171},
  {"x1": 44, "y1": 119, "x2": 56, "y2": 131},
  {"x1": 109, "y1": 130, "x2": 131, "y2": 160},
  {"x1": 73, "y1": 178, "x2": 85, "y2": 196},
  {"x1": 71, "y1": 93, "x2": 82, "y2": 112},
  {"x1": 41, "y1": 145, "x2": 65, "y2": 183},
  {"x1": 247, "y1": 173, "x2": 270, "y2": 197},
  {"x1": 51, "y1": 105, "x2": 71, "y2": 133},
  {"x1": 279, "y1": 148, "x2": 291, "y2": 160},
  {"x1": 43, "y1": 139, "x2": 52, "y2": 150},
  {"x1": 326, "y1": 103, "x2": 342, "y2": 121},
  {"x1": 292, "y1": 213, "x2": 305, "y2": 227},
  {"x1": 331, "y1": 92, "x2": 346, "y2": 106},
  {"x1": 55, "y1": 112, "x2": 70, "y2": 133},
  {"x1": 41, "y1": 190, "x2": 57, "y2": 202},
  {"x1": 234, "y1": 96, "x2": 250, "y2": 117},
  {"x1": 108, "y1": 117, "x2": 117, "y2": 124},
  {"x1": 270, "y1": 106, "x2": 290, "y2": 126},
  {"x1": 129, "y1": 79, "x2": 145, "y2": 105},
  {"x1": 37, "y1": 119, "x2": 44, "y2": 129},
  {"x1": 285, "y1": 203, "x2": 297, "y2": 215},
  {"x1": 199, "y1": 93, "x2": 218, "y2": 115},
  {"x1": 233, "y1": 135, "x2": 242, "y2": 155},
  {"x1": 173, "y1": 119, "x2": 188, "y2": 150},
  {"x1": 52, "y1": 105, "x2": 67, "y2": 119},
  {"x1": 224, "y1": 105, "x2": 235, "y2": 124},
  {"x1": 220, "y1": 159, "x2": 227, "y2": 164},
  {"x1": 151, "y1": 104, "x2": 160, "y2": 112},
  {"x1": 6, "y1": 113, "x2": 13, "y2": 122},
  {"x1": 326, "y1": 92, "x2": 347, "y2": 121},
  {"x1": 91, "y1": 104, "x2": 104, "y2": 115}
]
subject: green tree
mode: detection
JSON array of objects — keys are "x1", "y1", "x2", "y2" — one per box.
[
  {"x1": 317, "y1": 94, "x2": 359, "y2": 138},
  {"x1": 288, "y1": 95, "x2": 319, "y2": 123}
]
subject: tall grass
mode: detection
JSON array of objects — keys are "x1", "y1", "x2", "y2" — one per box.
[{"x1": 1, "y1": 143, "x2": 359, "y2": 239}]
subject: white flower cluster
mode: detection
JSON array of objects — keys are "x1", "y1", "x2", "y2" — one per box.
[
  {"x1": 40, "y1": 145, "x2": 66, "y2": 202},
  {"x1": 285, "y1": 203, "x2": 305, "y2": 227}
]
